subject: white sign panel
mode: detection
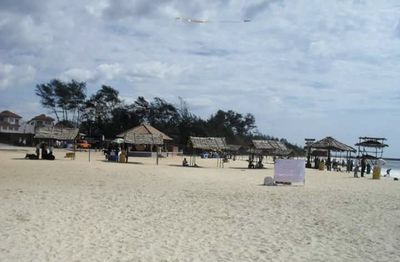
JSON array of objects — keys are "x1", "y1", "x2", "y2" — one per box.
[{"x1": 274, "y1": 159, "x2": 305, "y2": 184}]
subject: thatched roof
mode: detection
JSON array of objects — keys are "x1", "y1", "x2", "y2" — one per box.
[
  {"x1": 311, "y1": 136, "x2": 356, "y2": 152},
  {"x1": 252, "y1": 139, "x2": 288, "y2": 152},
  {"x1": 225, "y1": 144, "x2": 242, "y2": 152},
  {"x1": 124, "y1": 133, "x2": 163, "y2": 145},
  {"x1": 189, "y1": 137, "x2": 227, "y2": 151},
  {"x1": 355, "y1": 140, "x2": 388, "y2": 148},
  {"x1": 118, "y1": 124, "x2": 172, "y2": 141},
  {"x1": 34, "y1": 127, "x2": 79, "y2": 140}
]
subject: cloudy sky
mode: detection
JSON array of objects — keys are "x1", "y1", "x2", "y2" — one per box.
[{"x1": 1, "y1": 0, "x2": 399, "y2": 156}]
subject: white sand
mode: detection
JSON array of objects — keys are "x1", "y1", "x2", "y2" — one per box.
[{"x1": 1, "y1": 148, "x2": 399, "y2": 261}]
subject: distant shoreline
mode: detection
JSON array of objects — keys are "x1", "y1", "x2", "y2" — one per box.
[{"x1": 383, "y1": 158, "x2": 400, "y2": 161}]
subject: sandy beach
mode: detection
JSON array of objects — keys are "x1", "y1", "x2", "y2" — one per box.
[{"x1": 1, "y1": 148, "x2": 399, "y2": 261}]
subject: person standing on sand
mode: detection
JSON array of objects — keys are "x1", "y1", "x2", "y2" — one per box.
[
  {"x1": 35, "y1": 143, "x2": 40, "y2": 158},
  {"x1": 354, "y1": 159, "x2": 359, "y2": 178},
  {"x1": 361, "y1": 156, "x2": 366, "y2": 177}
]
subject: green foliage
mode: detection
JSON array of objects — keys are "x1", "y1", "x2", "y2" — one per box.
[
  {"x1": 35, "y1": 80, "x2": 303, "y2": 152},
  {"x1": 35, "y1": 79, "x2": 86, "y2": 124}
]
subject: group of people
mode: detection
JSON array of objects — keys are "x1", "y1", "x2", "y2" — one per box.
[
  {"x1": 313, "y1": 156, "x2": 388, "y2": 178},
  {"x1": 248, "y1": 155, "x2": 264, "y2": 169},
  {"x1": 25, "y1": 142, "x2": 55, "y2": 160},
  {"x1": 105, "y1": 144, "x2": 128, "y2": 163}
]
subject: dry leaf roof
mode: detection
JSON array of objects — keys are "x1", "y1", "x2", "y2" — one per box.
[
  {"x1": 189, "y1": 137, "x2": 227, "y2": 151},
  {"x1": 123, "y1": 132, "x2": 164, "y2": 145},
  {"x1": 311, "y1": 136, "x2": 356, "y2": 152},
  {"x1": 34, "y1": 127, "x2": 79, "y2": 140},
  {"x1": 251, "y1": 140, "x2": 291, "y2": 156},
  {"x1": 118, "y1": 124, "x2": 172, "y2": 141}
]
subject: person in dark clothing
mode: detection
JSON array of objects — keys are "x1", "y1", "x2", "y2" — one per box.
[{"x1": 361, "y1": 156, "x2": 366, "y2": 177}]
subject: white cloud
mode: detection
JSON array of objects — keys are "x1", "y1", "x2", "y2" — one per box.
[
  {"x1": 60, "y1": 68, "x2": 98, "y2": 82},
  {"x1": 127, "y1": 61, "x2": 187, "y2": 81},
  {"x1": 97, "y1": 63, "x2": 124, "y2": 80},
  {"x1": 1, "y1": 0, "x2": 400, "y2": 156},
  {"x1": 0, "y1": 63, "x2": 36, "y2": 90}
]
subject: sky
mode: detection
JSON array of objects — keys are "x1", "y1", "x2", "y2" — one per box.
[{"x1": 0, "y1": 0, "x2": 399, "y2": 157}]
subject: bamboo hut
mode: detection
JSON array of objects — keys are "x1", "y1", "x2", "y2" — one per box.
[
  {"x1": 355, "y1": 137, "x2": 388, "y2": 159},
  {"x1": 119, "y1": 128, "x2": 164, "y2": 164},
  {"x1": 34, "y1": 127, "x2": 79, "y2": 160},
  {"x1": 118, "y1": 124, "x2": 172, "y2": 151},
  {"x1": 248, "y1": 140, "x2": 291, "y2": 168},
  {"x1": 310, "y1": 136, "x2": 356, "y2": 171},
  {"x1": 225, "y1": 144, "x2": 243, "y2": 160},
  {"x1": 188, "y1": 136, "x2": 227, "y2": 167},
  {"x1": 250, "y1": 140, "x2": 291, "y2": 156},
  {"x1": 35, "y1": 126, "x2": 79, "y2": 141}
]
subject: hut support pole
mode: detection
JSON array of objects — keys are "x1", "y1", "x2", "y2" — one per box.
[
  {"x1": 327, "y1": 150, "x2": 331, "y2": 171},
  {"x1": 156, "y1": 145, "x2": 159, "y2": 165}
]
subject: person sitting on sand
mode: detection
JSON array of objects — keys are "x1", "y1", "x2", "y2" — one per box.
[
  {"x1": 182, "y1": 158, "x2": 189, "y2": 167},
  {"x1": 256, "y1": 159, "x2": 264, "y2": 169}
]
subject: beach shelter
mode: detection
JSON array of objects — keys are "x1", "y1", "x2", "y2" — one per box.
[
  {"x1": 121, "y1": 131, "x2": 164, "y2": 164},
  {"x1": 188, "y1": 136, "x2": 227, "y2": 167},
  {"x1": 355, "y1": 137, "x2": 388, "y2": 158},
  {"x1": 225, "y1": 144, "x2": 243, "y2": 160},
  {"x1": 250, "y1": 140, "x2": 291, "y2": 156},
  {"x1": 248, "y1": 139, "x2": 291, "y2": 168},
  {"x1": 34, "y1": 127, "x2": 79, "y2": 159},
  {"x1": 118, "y1": 124, "x2": 172, "y2": 146},
  {"x1": 34, "y1": 126, "x2": 79, "y2": 141},
  {"x1": 310, "y1": 136, "x2": 356, "y2": 170},
  {"x1": 117, "y1": 124, "x2": 173, "y2": 164}
]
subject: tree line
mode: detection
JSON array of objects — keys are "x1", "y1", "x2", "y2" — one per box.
[{"x1": 35, "y1": 79, "x2": 304, "y2": 155}]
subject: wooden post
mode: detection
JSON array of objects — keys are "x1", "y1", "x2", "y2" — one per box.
[{"x1": 156, "y1": 145, "x2": 159, "y2": 165}]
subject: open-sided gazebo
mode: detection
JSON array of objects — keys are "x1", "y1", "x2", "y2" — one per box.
[
  {"x1": 35, "y1": 126, "x2": 79, "y2": 141},
  {"x1": 355, "y1": 137, "x2": 388, "y2": 159},
  {"x1": 188, "y1": 136, "x2": 227, "y2": 167},
  {"x1": 310, "y1": 136, "x2": 356, "y2": 171},
  {"x1": 120, "y1": 131, "x2": 164, "y2": 164},
  {"x1": 34, "y1": 126, "x2": 79, "y2": 159},
  {"x1": 247, "y1": 140, "x2": 291, "y2": 168},
  {"x1": 118, "y1": 124, "x2": 172, "y2": 151}
]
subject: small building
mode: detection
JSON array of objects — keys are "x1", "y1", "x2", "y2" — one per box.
[
  {"x1": 0, "y1": 110, "x2": 22, "y2": 133},
  {"x1": 29, "y1": 114, "x2": 55, "y2": 130},
  {"x1": 118, "y1": 124, "x2": 175, "y2": 153},
  {"x1": 188, "y1": 136, "x2": 228, "y2": 167},
  {"x1": 0, "y1": 110, "x2": 35, "y2": 145}
]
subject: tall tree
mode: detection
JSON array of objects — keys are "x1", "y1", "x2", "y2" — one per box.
[
  {"x1": 67, "y1": 80, "x2": 86, "y2": 125},
  {"x1": 35, "y1": 79, "x2": 87, "y2": 124},
  {"x1": 87, "y1": 85, "x2": 121, "y2": 122},
  {"x1": 35, "y1": 81, "x2": 59, "y2": 121}
]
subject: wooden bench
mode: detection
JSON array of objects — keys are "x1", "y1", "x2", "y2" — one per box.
[{"x1": 64, "y1": 152, "x2": 75, "y2": 160}]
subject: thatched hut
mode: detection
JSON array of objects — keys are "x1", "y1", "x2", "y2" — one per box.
[
  {"x1": 187, "y1": 136, "x2": 227, "y2": 167},
  {"x1": 189, "y1": 136, "x2": 227, "y2": 151},
  {"x1": 118, "y1": 124, "x2": 176, "y2": 155},
  {"x1": 355, "y1": 137, "x2": 388, "y2": 159},
  {"x1": 250, "y1": 140, "x2": 291, "y2": 156},
  {"x1": 247, "y1": 139, "x2": 291, "y2": 168},
  {"x1": 310, "y1": 136, "x2": 356, "y2": 171},
  {"x1": 34, "y1": 126, "x2": 79, "y2": 141},
  {"x1": 34, "y1": 127, "x2": 80, "y2": 159}
]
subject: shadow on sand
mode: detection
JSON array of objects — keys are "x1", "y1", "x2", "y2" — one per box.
[
  {"x1": 168, "y1": 164, "x2": 203, "y2": 168},
  {"x1": 100, "y1": 160, "x2": 144, "y2": 165}
]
